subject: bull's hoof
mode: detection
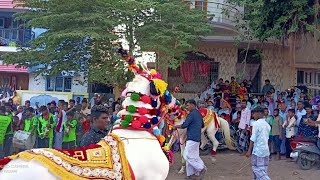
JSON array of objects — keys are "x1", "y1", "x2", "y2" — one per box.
[
  {"x1": 211, "y1": 150, "x2": 217, "y2": 155},
  {"x1": 178, "y1": 166, "x2": 185, "y2": 174}
]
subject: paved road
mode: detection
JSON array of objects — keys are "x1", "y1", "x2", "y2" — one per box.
[{"x1": 167, "y1": 151, "x2": 320, "y2": 180}]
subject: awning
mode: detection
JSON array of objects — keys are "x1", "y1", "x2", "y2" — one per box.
[{"x1": 0, "y1": 64, "x2": 28, "y2": 73}]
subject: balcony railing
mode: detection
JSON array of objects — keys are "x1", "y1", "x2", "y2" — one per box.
[
  {"x1": 185, "y1": 0, "x2": 242, "y2": 27},
  {"x1": 0, "y1": 28, "x2": 34, "y2": 47}
]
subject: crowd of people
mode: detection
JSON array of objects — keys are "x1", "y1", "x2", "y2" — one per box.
[
  {"x1": 192, "y1": 78, "x2": 320, "y2": 161},
  {"x1": 0, "y1": 77, "x2": 320, "y2": 179},
  {"x1": 0, "y1": 92, "x2": 122, "y2": 158}
]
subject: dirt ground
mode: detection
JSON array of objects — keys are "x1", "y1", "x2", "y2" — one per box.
[{"x1": 167, "y1": 151, "x2": 320, "y2": 180}]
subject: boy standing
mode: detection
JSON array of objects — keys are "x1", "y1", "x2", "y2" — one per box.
[
  {"x1": 37, "y1": 106, "x2": 56, "y2": 148},
  {"x1": 23, "y1": 107, "x2": 38, "y2": 135},
  {"x1": 282, "y1": 109, "x2": 296, "y2": 159},
  {"x1": 271, "y1": 109, "x2": 283, "y2": 160},
  {"x1": 238, "y1": 100, "x2": 251, "y2": 155},
  {"x1": 62, "y1": 111, "x2": 77, "y2": 149},
  {"x1": 264, "y1": 108, "x2": 273, "y2": 160},
  {"x1": 23, "y1": 107, "x2": 38, "y2": 149},
  {"x1": 246, "y1": 107, "x2": 271, "y2": 180},
  {"x1": 54, "y1": 102, "x2": 67, "y2": 149}
]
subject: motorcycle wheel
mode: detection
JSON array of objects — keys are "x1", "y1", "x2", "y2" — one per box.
[
  {"x1": 234, "y1": 136, "x2": 243, "y2": 153},
  {"x1": 298, "y1": 153, "x2": 312, "y2": 170},
  {"x1": 200, "y1": 144, "x2": 213, "y2": 156}
]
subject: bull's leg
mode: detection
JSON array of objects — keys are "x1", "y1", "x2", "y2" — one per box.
[
  {"x1": 206, "y1": 128, "x2": 219, "y2": 156},
  {"x1": 200, "y1": 131, "x2": 208, "y2": 150},
  {"x1": 178, "y1": 129, "x2": 186, "y2": 174},
  {"x1": 178, "y1": 143, "x2": 186, "y2": 174}
]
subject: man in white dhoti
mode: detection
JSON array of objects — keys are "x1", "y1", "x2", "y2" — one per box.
[{"x1": 174, "y1": 99, "x2": 207, "y2": 180}]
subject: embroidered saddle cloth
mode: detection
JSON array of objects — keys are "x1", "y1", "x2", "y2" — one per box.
[
  {"x1": 0, "y1": 133, "x2": 134, "y2": 180},
  {"x1": 198, "y1": 108, "x2": 220, "y2": 128}
]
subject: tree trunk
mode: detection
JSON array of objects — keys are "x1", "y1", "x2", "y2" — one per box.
[{"x1": 155, "y1": 55, "x2": 169, "y2": 82}]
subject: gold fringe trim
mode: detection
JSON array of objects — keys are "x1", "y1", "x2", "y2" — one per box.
[
  {"x1": 8, "y1": 133, "x2": 133, "y2": 180},
  {"x1": 9, "y1": 152, "x2": 90, "y2": 180},
  {"x1": 203, "y1": 110, "x2": 213, "y2": 128},
  {"x1": 108, "y1": 133, "x2": 132, "y2": 180}
]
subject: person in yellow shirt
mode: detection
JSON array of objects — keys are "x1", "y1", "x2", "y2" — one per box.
[{"x1": 11, "y1": 91, "x2": 21, "y2": 106}]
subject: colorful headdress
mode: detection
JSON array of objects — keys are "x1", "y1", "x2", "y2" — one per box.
[{"x1": 116, "y1": 47, "x2": 173, "y2": 145}]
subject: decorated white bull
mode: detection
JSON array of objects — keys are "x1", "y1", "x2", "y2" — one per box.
[{"x1": 0, "y1": 47, "x2": 173, "y2": 180}]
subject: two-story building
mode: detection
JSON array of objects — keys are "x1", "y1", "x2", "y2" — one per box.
[
  {"x1": 167, "y1": 0, "x2": 318, "y2": 99},
  {"x1": 0, "y1": 0, "x2": 32, "y2": 92},
  {"x1": 0, "y1": 1, "x2": 90, "y2": 105}
]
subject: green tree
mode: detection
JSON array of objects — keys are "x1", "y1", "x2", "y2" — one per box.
[
  {"x1": 5, "y1": 0, "x2": 211, "y2": 85},
  {"x1": 228, "y1": 0, "x2": 320, "y2": 41},
  {"x1": 135, "y1": 0, "x2": 212, "y2": 80}
]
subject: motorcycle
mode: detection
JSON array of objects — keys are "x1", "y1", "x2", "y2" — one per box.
[{"x1": 290, "y1": 136, "x2": 320, "y2": 170}]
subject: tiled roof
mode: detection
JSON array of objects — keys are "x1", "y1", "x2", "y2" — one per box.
[
  {"x1": 0, "y1": 0, "x2": 24, "y2": 9},
  {"x1": 0, "y1": 64, "x2": 28, "y2": 73}
]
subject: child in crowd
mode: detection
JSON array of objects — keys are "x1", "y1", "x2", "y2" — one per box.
[
  {"x1": 271, "y1": 109, "x2": 283, "y2": 160},
  {"x1": 12, "y1": 115, "x2": 23, "y2": 132},
  {"x1": 76, "y1": 116, "x2": 90, "y2": 147},
  {"x1": 232, "y1": 111, "x2": 241, "y2": 128},
  {"x1": 289, "y1": 101, "x2": 296, "y2": 110},
  {"x1": 62, "y1": 111, "x2": 77, "y2": 149},
  {"x1": 12, "y1": 115, "x2": 24, "y2": 154},
  {"x1": 263, "y1": 108, "x2": 273, "y2": 160},
  {"x1": 22, "y1": 107, "x2": 38, "y2": 151},
  {"x1": 23, "y1": 107, "x2": 38, "y2": 135},
  {"x1": 238, "y1": 83, "x2": 247, "y2": 100},
  {"x1": 314, "y1": 110, "x2": 319, "y2": 119},
  {"x1": 15, "y1": 106, "x2": 24, "y2": 120},
  {"x1": 37, "y1": 106, "x2": 56, "y2": 148},
  {"x1": 283, "y1": 109, "x2": 296, "y2": 159},
  {"x1": 207, "y1": 100, "x2": 216, "y2": 112}
]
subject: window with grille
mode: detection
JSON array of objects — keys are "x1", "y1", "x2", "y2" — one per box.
[
  {"x1": 196, "y1": 1, "x2": 204, "y2": 10},
  {"x1": 297, "y1": 70, "x2": 304, "y2": 85},
  {"x1": 64, "y1": 77, "x2": 72, "y2": 92},
  {"x1": 167, "y1": 61, "x2": 219, "y2": 93},
  {"x1": 0, "y1": 18, "x2": 4, "y2": 28},
  {"x1": 46, "y1": 76, "x2": 72, "y2": 92}
]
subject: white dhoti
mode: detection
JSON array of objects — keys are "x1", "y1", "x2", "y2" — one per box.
[{"x1": 183, "y1": 140, "x2": 206, "y2": 177}]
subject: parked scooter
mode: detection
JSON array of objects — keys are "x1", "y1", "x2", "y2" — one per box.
[{"x1": 290, "y1": 136, "x2": 320, "y2": 170}]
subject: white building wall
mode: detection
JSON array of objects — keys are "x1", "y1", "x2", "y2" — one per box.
[
  {"x1": 188, "y1": 0, "x2": 243, "y2": 26},
  {"x1": 72, "y1": 74, "x2": 88, "y2": 93},
  {"x1": 28, "y1": 74, "x2": 46, "y2": 91},
  {"x1": 28, "y1": 74, "x2": 88, "y2": 93}
]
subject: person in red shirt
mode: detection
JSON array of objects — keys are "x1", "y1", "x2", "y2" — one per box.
[
  {"x1": 238, "y1": 82, "x2": 247, "y2": 100},
  {"x1": 82, "y1": 116, "x2": 90, "y2": 134}
]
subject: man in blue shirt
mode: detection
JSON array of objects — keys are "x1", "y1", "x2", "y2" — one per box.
[
  {"x1": 174, "y1": 99, "x2": 206, "y2": 180},
  {"x1": 298, "y1": 104, "x2": 318, "y2": 137},
  {"x1": 246, "y1": 107, "x2": 271, "y2": 180}
]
